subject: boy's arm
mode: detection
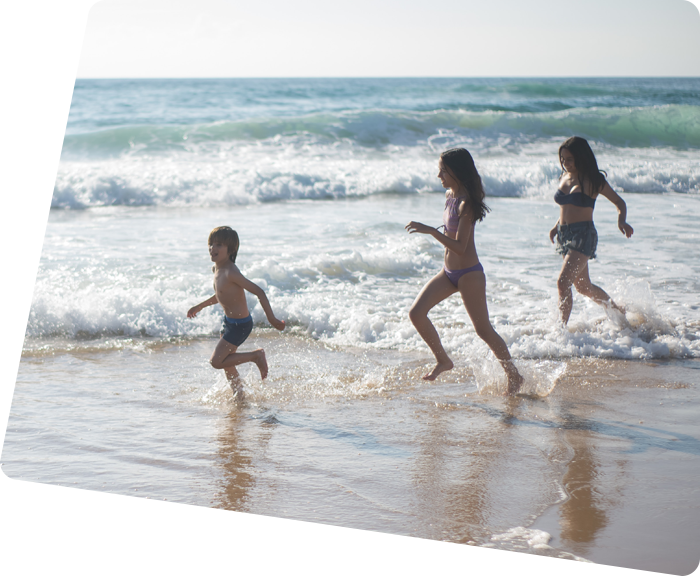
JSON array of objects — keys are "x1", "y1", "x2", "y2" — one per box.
[
  {"x1": 233, "y1": 274, "x2": 286, "y2": 331},
  {"x1": 187, "y1": 295, "x2": 218, "y2": 318}
]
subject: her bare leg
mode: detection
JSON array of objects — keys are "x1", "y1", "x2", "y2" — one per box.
[
  {"x1": 559, "y1": 250, "x2": 624, "y2": 324},
  {"x1": 458, "y1": 271, "x2": 523, "y2": 395},
  {"x1": 557, "y1": 251, "x2": 591, "y2": 324},
  {"x1": 210, "y1": 338, "x2": 268, "y2": 380},
  {"x1": 409, "y1": 270, "x2": 458, "y2": 380},
  {"x1": 572, "y1": 262, "x2": 625, "y2": 314}
]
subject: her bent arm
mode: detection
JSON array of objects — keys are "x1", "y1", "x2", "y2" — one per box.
[
  {"x1": 598, "y1": 181, "x2": 634, "y2": 238},
  {"x1": 187, "y1": 294, "x2": 218, "y2": 318},
  {"x1": 405, "y1": 212, "x2": 473, "y2": 255},
  {"x1": 549, "y1": 218, "x2": 560, "y2": 243}
]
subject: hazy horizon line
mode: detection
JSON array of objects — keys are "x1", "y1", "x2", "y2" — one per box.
[{"x1": 74, "y1": 75, "x2": 700, "y2": 80}]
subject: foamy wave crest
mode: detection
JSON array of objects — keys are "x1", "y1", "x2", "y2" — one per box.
[
  {"x1": 26, "y1": 262, "x2": 700, "y2": 361},
  {"x1": 24, "y1": 239, "x2": 436, "y2": 345},
  {"x1": 480, "y1": 151, "x2": 700, "y2": 198},
  {"x1": 26, "y1": 270, "x2": 219, "y2": 340},
  {"x1": 52, "y1": 145, "x2": 699, "y2": 208},
  {"x1": 52, "y1": 144, "x2": 442, "y2": 208}
]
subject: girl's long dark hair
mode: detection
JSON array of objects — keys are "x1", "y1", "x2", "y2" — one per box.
[
  {"x1": 440, "y1": 148, "x2": 490, "y2": 223},
  {"x1": 559, "y1": 136, "x2": 607, "y2": 197}
]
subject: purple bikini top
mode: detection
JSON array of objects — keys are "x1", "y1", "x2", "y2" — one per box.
[{"x1": 443, "y1": 196, "x2": 467, "y2": 233}]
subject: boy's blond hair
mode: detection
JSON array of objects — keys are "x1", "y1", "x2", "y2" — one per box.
[{"x1": 208, "y1": 226, "x2": 239, "y2": 263}]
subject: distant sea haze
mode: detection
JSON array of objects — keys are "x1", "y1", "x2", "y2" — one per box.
[{"x1": 52, "y1": 77, "x2": 700, "y2": 209}]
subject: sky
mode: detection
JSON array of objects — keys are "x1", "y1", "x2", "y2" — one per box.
[{"x1": 77, "y1": 0, "x2": 700, "y2": 78}]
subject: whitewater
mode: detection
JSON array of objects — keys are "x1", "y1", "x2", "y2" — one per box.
[{"x1": 32, "y1": 78, "x2": 700, "y2": 360}]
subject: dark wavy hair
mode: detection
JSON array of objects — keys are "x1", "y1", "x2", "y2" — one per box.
[
  {"x1": 208, "y1": 226, "x2": 239, "y2": 263},
  {"x1": 440, "y1": 148, "x2": 490, "y2": 223},
  {"x1": 559, "y1": 136, "x2": 607, "y2": 197}
]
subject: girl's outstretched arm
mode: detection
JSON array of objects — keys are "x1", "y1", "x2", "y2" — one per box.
[
  {"x1": 405, "y1": 208, "x2": 473, "y2": 255},
  {"x1": 598, "y1": 181, "x2": 634, "y2": 238}
]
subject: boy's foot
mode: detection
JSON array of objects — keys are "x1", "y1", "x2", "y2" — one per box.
[
  {"x1": 230, "y1": 386, "x2": 245, "y2": 403},
  {"x1": 423, "y1": 359, "x2": 453, "y2": 381},
  {"x1": 253, "y1": 349, "x2": 268, "y2": 379},
  {"x1": 225, "y1": 370, "x2": 245, "y2": 400}
]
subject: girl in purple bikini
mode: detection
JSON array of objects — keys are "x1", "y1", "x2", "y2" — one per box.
[
  {"x1": 549, "y1": 136, "x2": 634, "y2": 324},
  {"x1": 406, "y1": 148, "x2": 523, "y2": 395}
]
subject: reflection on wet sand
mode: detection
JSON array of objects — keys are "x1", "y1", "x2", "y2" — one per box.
[
  {"x1": 414, "y1": 399, "x2": 553, "y2": 575},
  {"x1": 558, "y1": 427, "x2": 610, "y2": 556},
  {"x1": 214, "y1": 407, "x2": 256, "y2": 512},
  {"x1": 410, "y1": 402, "x2": 487, "y2": 544}
]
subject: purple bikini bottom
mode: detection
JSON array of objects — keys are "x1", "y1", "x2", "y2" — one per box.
[{"x1": 444, "y1": 262, "x2": 483, "y2": 288}]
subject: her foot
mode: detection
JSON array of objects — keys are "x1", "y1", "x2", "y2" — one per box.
[
  {"x1": 253, "y1": 349, "x2": 268, "y2": 379},
  {"x1": 501, "y1": 361, "x2": 523, "y2": 396},
  {"x1": 423, "y1": 359, "x2": 454, "y2": 381},
  {"x1": 506, "y1": 371, "x2": 524, "y2": 396}
]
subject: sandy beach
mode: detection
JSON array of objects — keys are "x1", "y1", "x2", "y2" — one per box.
[{"x1": 5, "y1": 331, "x2": 699, "y2": 573}]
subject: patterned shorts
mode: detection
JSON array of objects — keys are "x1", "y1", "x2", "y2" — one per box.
[{"x1": 556, "y1": 221, "x2": 597, "y2": 259}]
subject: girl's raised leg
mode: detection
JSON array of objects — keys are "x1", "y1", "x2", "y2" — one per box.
[
  {"x1": 559, "y1": 250, "x2": 624, "y2": 324},
  {"x1": 572, "y1": 260, "x2": 625, "y2": 315},
  {"x1": 458, "y1": 271, "x2": 523, "y2": 395},
  {"x1": 409, "y1": 270, "x2": 458, "y2": 380}
]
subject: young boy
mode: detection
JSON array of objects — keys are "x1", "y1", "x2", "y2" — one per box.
[{"x1": 187, "y1": 226, "x2": 285, "y2": 394}]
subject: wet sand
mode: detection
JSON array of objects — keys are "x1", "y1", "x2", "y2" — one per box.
[
  {"x1": 4, "y1": 332, "x2": 699, "y2": 573},
  {"x1": 528, "y1": 358, "x2": 700, "y2": 575}
]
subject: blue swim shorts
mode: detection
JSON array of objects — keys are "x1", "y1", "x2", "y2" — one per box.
[
  {"x1": 221, "y1": 315, "x2": 253, "y2": 346},
  {"x1": 556, "y1": 221, "x2": 597, "y2": 259}
]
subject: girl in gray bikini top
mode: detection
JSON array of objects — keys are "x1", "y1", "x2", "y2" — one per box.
[{"x1": 554, "y1": 188, "x2": 596, "y2": 209}]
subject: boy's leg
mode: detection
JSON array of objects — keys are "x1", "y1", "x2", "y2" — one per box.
[
  {"x1": 210, "y1": 340, "x2": 242, "y2": 392},
  {"x1": 210, "y1": 337, "x2": 269, "y2": 379},
  {"x1": 224, "y1": 366, "x2": 242, "y2": 396}
]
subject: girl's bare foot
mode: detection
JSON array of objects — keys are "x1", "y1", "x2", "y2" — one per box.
[
  {"x1": 605, "y1": 301, "x2": 630, "y2": 329},
  {"x1": 423, "y1": 359, "x2": 454, "y2": 381},
  {"x1": 253, "y1": 349, "x2": 268, "y2": 379},
  {"x1": 501, "y1": 361, "x2": 523, "y2": 396},
  {"x1": 506, "y1": 372, "x2": 524, "y2": 396}
]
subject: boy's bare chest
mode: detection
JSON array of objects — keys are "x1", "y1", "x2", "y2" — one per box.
[
  {"x1": 212, "y1": 273, "x2": 228, "y2": 294},
  {"x1": 213, "y1": 271, "x2": 243, "y2": 298}
]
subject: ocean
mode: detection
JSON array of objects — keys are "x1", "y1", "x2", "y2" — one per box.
[{"x1": 3, "y1": 77, "x2": 699, "y2": 574}]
